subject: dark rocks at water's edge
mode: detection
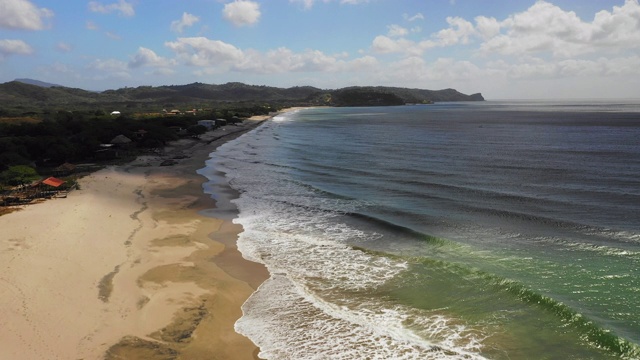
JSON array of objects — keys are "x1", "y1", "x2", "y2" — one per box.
[{"x1": 1, "y1": 79, "x2": 484, "y2": 110}]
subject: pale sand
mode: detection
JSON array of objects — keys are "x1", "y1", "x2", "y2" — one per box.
[{"x1": 0, "y1": 117, "x2": 272, "y2": 359}]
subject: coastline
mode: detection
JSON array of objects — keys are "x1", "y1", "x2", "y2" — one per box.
[{"x1": 0, "y1": 115, "x2": 272, "y2": 359}]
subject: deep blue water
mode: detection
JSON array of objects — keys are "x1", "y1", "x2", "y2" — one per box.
[{"x1": 203, "y1": 101, "x2": 640, "y2": 359}]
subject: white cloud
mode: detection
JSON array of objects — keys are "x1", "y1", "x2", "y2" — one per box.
[
  {"x1": 478, "y1": 0, "x2": 640, "y2": 58},
  {"x1": 56, "y1": 42, "x2": 72, "y2": 52},
  {"x1": 86, "y1": 58, "x2": 131, "y2": 81},
  {"x1": 403, "y1": 13, "x2": 424, "y2": 22},
  {"x1": 474, "y1": 16, "x2": 500, "y2": 40},
  {"x1": 171, "y1": 12, "x2": 200, "y2": 33},
  {"x1": 590, "y1": 0, "x2": 640, "y2": 48},
  {"x1": 235, "y1": 47, "x2": 378, "y2": 75},
  {"x1": 87, "y1": 58, "x2": 128, "y2": 72},
  {"x1": 105, "y1": 31, "x2": 121, "y2": 40},
  {"x1": 0, "y1": 0, "x2": 53, "y2": 30},
  {"x1": 149, "y1": 67, "x2": 176, "y2": 76},
  {"x1": 48, "y1": 62, "x2": 75, "y2": 74},
  {"x1": 162, "y1": 35, "x2": 376, "y2": 77},
  {"x1": 86, "y1": 20, "x2": 99, "y2": 30},
  {"x1": 341, "y1": 0, "x2": 371, "y2": 4},
  {"x1": 487, "y1": 55, "x2": 640, "y2": 80},
  {"x1": 390, "y1": 57, "x2": 481, "y2": 83},
  {"x1": 347, "y1": 55, "x2": 379, "y2": 71},
  {"x1": 165, "y1": 37, "x2": 244, "y2": 67},
  {"x1": 223, "y1": 1, "x2": 261, "y2": 27},
  {"x1": 88, "y1": 0, "x2": 135, "y2": 17},
  {"x1": 0, "y1": 39, "x2": 34, "y2": 59},
  {"x1": 289, "y1": 0, "x2": 370, "y2": 9},
  {"x1": 371, "y1": 35, "x2": 435, "y2": 56},
  {"x1": 238, "y1": 48, "x2": 312, "y2": 73},
  {"x1": 387, "y1": 25, "x2": 408, "y2": 37},
  {"x1": 129, "y1": 47, "x2": 176, "y2": 69},
  {"x1": 434, "y1": 16, "x2": 476, "y2": 46}
]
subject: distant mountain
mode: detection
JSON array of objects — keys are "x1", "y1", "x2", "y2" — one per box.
[
  {"x1": 0, "y1": 80, "x2": 484, "y2": 112},
  {"x1": 15, "y1": 78, "x2": 63, "y2": 88},
  {"x1": 0, "y1": 81, "x2": 126, "y2": 106},
  {"x1": 103, "y1": 82, "x2": 323, "y2": 103}
]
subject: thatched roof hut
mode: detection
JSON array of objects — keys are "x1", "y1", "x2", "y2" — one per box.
[{"x1": 110, "y1": 135, "x2": 132, "y2": 144}]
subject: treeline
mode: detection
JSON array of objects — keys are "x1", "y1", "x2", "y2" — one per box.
[{"x1": 0, "y1": 104, "x2": 277, "y2": 185}]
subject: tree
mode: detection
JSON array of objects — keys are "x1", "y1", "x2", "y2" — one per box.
[
  {"x1": 0, "y1": 165, "x2": 40, "y2": 186},
  {"x1": 187, "y1": 124, "x2": 207, "y2": 138}
]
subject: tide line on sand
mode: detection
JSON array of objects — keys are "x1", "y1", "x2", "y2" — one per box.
[{"x1": 0, "y1": 115, "x2": 278, "y2": 360}]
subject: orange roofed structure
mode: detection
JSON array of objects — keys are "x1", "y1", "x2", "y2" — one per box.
[{"x1": 42, "y1": 177, "x2": 65, "y2": 188}]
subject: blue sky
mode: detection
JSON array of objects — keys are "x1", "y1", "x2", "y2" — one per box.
[{"x1": 1, "y1": 0, "x2": 638, "y2": 99}]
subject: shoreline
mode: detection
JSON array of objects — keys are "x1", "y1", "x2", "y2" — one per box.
[{"x1": 0, "y1": 115, "x2": 274, "y2": 359}]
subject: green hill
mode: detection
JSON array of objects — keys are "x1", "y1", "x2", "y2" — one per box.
[{"x1": 0, "y1": 80, "x2": 483, "y2": 115}]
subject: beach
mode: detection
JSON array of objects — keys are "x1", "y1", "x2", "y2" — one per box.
[{"x1": 0, "y1": 117, "x2": 269, "y2": 359}]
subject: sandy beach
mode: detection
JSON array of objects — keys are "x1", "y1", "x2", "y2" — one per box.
[{"x1": 0, "y1": 117, "x2": 270, "y2": 359}]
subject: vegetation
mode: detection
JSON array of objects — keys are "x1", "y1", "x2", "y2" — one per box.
[
  {"x1": 0, "y1": 80, "x2": 483, "y2": 118},
  {"x1": 330, "y1": 88, "x2": 405, "y2": 107},
  {"x1": 0, "y1": 105, "x2": 276, "y2": 178},
  {"x1": 0, "y1": 79, "x2": 484, "y2": 189},
  {"x1": 0, "y1": 165, "x2": 40, "y2": 186}
]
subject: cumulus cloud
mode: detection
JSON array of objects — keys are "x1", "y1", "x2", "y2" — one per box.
[
  {"x1": 87, "y1": 58, "x2": 128, "y2": 72},
  {"x1": 171, "y1": 12, "x2": 200, "y2": 33},
  {"x1": 0, "y1": 39, "x2": 34, "y2": 59},
  {"x1": 0, "y1": 0, "x2": 53, "y2": 30},
  {"x1": 223, "y1": 1, "x2": 261, "y2": 27},
  {"x1": 434, "y1": 16, "x2": 476, "y2": 46},
  {"x1": 289, "y1": 0, "x2": 370, "y2": 9},
  {"x1": 371, "y1": 15, "x2": 477, "y2": 55},
  {"x1": 371, "y1": 35, "x2": 435, "y2": 56},
  {"x1": 478, "y1": 0, "x2": 640, "y2": 58},
  {"x1": 88, "y1": 0, "x2": 135, "y2": 17},
  {"x1": 86, "y1": 58, "x2": 131, "y2": 80},
  {"x1": 129, "y1": 47, "x2": 176, "y2": 69},
  {"x1": 86, "y1": 20, "x2": 99, "y2": 30},
  {"x1": 56, "y1": 42, "x2": 72, "y2": 52},
  {"x1": 387, "y1": 25, "x2": 408, "y2": 37},
  {"x1": 105, "y1": 31, "x2": 121, "y2": 40},
  {"x1": 165, "y1": 37, "x2": 244, "y2": 67},
  {"x1": 474, "y1": 16, "x2": 501, "y2": 40},
  {"x1": 163, "y1": 35, "x2": 375, "y2": 77},
  {"x1": 371, "y1": 0, "x2": 640, "y2": 73},
  {"x1": 487, "y1": 55, "x2": 640, "y2": 80},
  {"x1": 403, "y1": 13, "x2": 424, "y2": 22},
  {"x1": 238, "y1": 48, "x2": 339, "y2": 73}
]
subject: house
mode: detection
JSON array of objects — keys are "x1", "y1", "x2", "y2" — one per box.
[
  {"x1": 96, "y1": 135, "x2": 133, "y2": 159},
  {"x1": 197, "y1": 120, "x2": 217, "y2": 130},
  {"x1": 34, "y1": 177, "x2": 67, "y2": 198},
  {"x1": 134, "y1": 129, "x2": 147, "y2": 139},
  {"x1": 110, "y1": 134, "x2": 133, "y2": 147},
  {"x1": 53, "y1": 162, "x2": 76, "y2": 177}
]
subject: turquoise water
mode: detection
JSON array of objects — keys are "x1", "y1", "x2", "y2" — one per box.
[{"x1": 203, "y1": 102, "x2": 640, "y2": 359}]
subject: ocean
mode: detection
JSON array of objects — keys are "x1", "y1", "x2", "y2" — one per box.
[{"x1": 201, "y1": 101, "x2": 640, "y2": 359}]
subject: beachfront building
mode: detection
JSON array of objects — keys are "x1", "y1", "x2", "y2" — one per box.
[{"x1": 197, "y1": 120, "x2": 217, "y2": 130}]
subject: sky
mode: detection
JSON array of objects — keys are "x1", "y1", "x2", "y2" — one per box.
[{"x1": 0, "y1": 0, "x2": 639, "y2": 99}]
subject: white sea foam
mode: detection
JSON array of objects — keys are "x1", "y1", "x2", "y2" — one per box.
[
  {"x1": 211, "y1": 118, "x2": 488, "y2": 359},
  {"x1": 236, "y1": 275, "x2": 486, "y2": 360}
]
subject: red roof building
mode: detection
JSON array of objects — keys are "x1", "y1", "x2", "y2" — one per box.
[{"x1": 42, "y1": 177, "x2": 65, "y2": 188}]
